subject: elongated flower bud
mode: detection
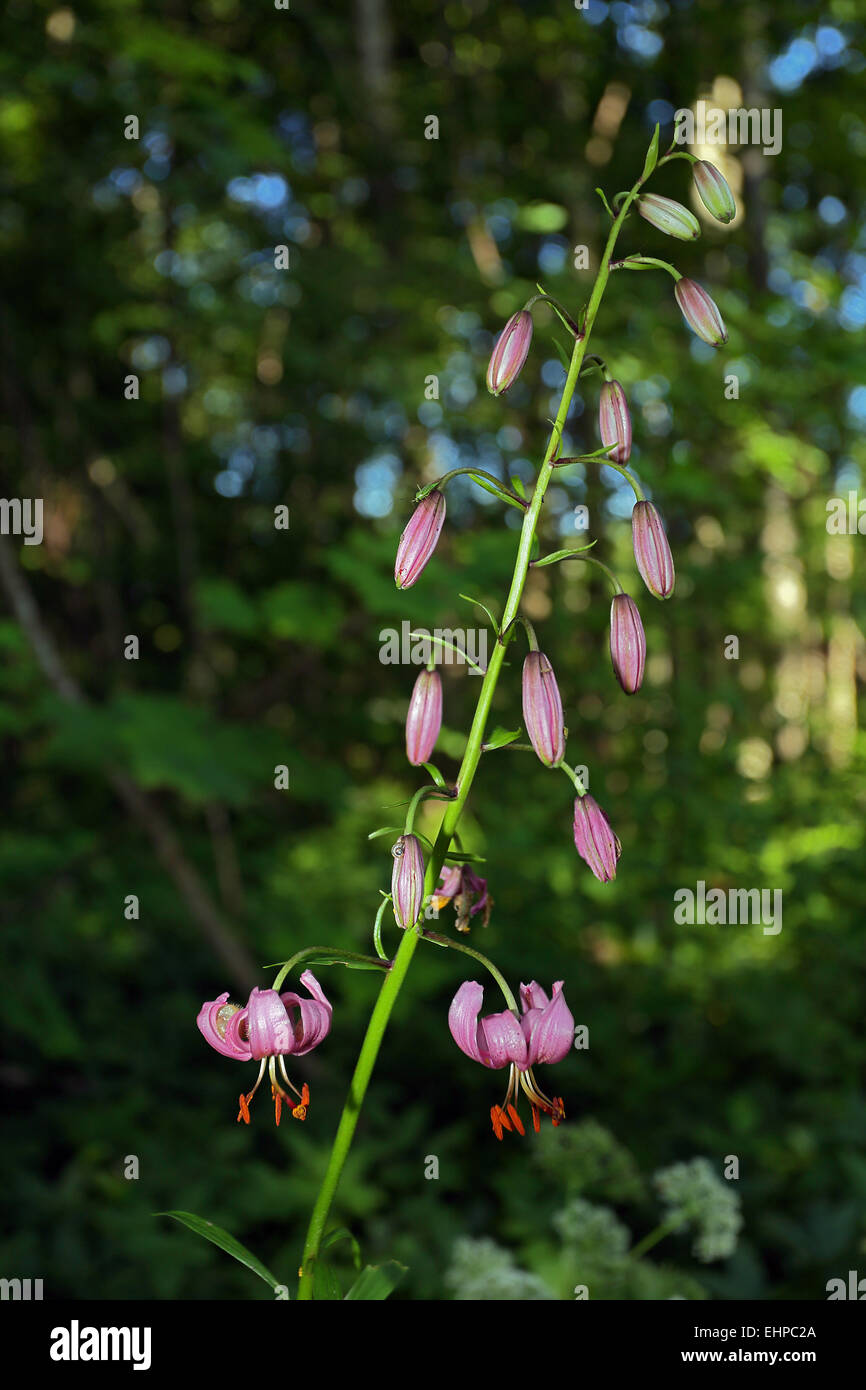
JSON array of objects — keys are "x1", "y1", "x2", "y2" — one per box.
[
  {"x1": 406, "y1": 668, "x2": 442, "y2": 766},
  {"x1": 573, "y1": 795, "x2": 621, "y2": 884},
  {"x1": 522, "y1": 651, "x2": 565, "y2": 768},
  {"x1": 674, "y1": 278, "x2": 727, "y2": 346},
  {"x1": 632, "y1": 500, "x2": 675, "y2": 599},
  {"x1": 486, "y1": 310, "x2": 533, "y2": 396},
  {"x1": 395, "y1": 490, "x2": 446, "y2": 589},
  {"x1": 598, "y1": 379, "x2": 632, "y2": 464},
  {"x1": 609, "y1": 594, "x2": 646, "y2": 695},
  {"x1": 637, "y1": 193, "x2": 700, "y2": 241},
  {"x1": 693, "y1": 160, "x2": 736, "y2": 224},
  {"x1": 392, "y1": 834, "x2": 425, "y2": 930}
]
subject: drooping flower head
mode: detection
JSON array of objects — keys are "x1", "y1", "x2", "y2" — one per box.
[
  {"x1": 632, "y1": 500, "x2": 675, "y2": 599},
  {"x1": 522, "y1": 650, "x2": 565, "y2": 768},
  {"x1": 395, "y1": 490, "x2": 446, "y2": 590},
  {"x1": 609, "y1": 593, "x2": 646, "y2": 695},
  {"x1": 197, "y1": 972, "x2": 332, "y2": 1125},
  {"x1": 637, "y1": 193, "x2": 700, "y2": 241},
  {"x1": 405, "y1": 668, "x2": 443, "y2": 767},
  {"x1": 573, "y1": 794, "x2": 621, "y2": 883},
  {"x1": 448, "y1": 979, "x2": 573, "y2": 1138},
  {"x1": 674, "y1": 277, "x2": 727, "y2": 347},
  {"x1": 486, "y1": 310, "x2": 533, "y2": 396},
  {"x1": 598, "y1": 379, "x2": 632, "y2": 464},
  {"x1": 391, "y1": 833, "x2": 426, "y2": 930},
  {"x1": 432, "y1": 863, "x2": 490, "y2": 933},
  {"x1": 692, "y1": 160, "x2": 737, "y2": 224}
]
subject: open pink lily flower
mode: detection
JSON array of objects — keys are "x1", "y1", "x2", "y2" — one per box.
[
  {"x1": 432, "y1": 864, "x2": 490, "y2": 933},
  {"x1": 448, "y1": 979, "x2": 573, "y2": 1138},
  {"x1": 197, "y1": 971, "x2": 332, "y2": 1125}
]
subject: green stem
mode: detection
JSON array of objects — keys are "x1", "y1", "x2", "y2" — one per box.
[
  {"x1": 271, "y1": 947, "x2": 389, "y2": 993},
  {"x1": 419, "y1": 930, "x2": 518, "y2": 1011},
  {"x1": 630, "y1": 1215, "x2": 684, "y2": 1261},
  {"x1": 559, "y1": 761, "x2": 588, "y2": 796},
  {"x1": 296, "y1": 167, "x2": 647, "y2": 1301}
]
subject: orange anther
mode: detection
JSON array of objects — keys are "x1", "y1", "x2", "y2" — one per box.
[
  {"x1": 531, "y1": 1104, "x2": 541, "y2": 1134},
  {"x1": 490, "y1": 1106, "x2": 504, "y2": 1140},
  {"x1": 237, "y1": 1093, "x2": 251, "y2": 1125},
  {"x1": 506, "y1": 1104, "x2": 525, "y2": 1136},
  {"x1": 274, "y1": 1092, "x2": 283, "y2": 1126},
  {"x1": 301, "y1": 1084, "x2": 310, "y2": 1106}
]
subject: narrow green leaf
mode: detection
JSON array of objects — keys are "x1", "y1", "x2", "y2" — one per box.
[
  {"x1": 533, "y1": 541, "x2": 598, "y2": 568},
  {"x1": 314, "y1": 1260, "x2": 343, "y2": 1300},
  {"x1": 641, "y1": 123, "x2": 660, "y2": 181},
  {"x1": 482, "y1": 726, "x2": 522, "y2": 751},
  {"x1": 322, "y1": 1226, "x2": 362, "y2": 1270},
  {"x1": 510, "y1": 475, "x2": 527, "y2": 500},
  {"x1": 468, "y1": 472, "x2": 525, "y2": 512},
  {"x1": 458, "y1": 593, "x2": 500, "y2": 634},
  {"x1": 344, "y1": 1261, "x2": 407, "y2": 1300},
  {"x1": 303, "y1": 956, "x2": 389, "y2": 971},
  {"x1": 367, "y1": 825, "x2": 404, "y2": 841},
  {"x1": 160, "y1": 1212, "x2": 282, "y2": 1292},
  {"x1": 595, "y1": 186, "x2": 615, "y2": 219},
  {"x1": 552, "y1": 335, "x2": 571, "y2": 371}
]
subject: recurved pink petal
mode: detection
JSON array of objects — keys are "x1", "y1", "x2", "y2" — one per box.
[
  {"x1": 448, "y1": 981, "x2": 526, "y2": 1070},
  {"x1": 520, "y1": 980, "x2": 574, "y2": 1067},
  {"x1": 246, "y1": 987, "x2": 294, "y2": 1060},
  {"x1": 280, "y1": 970, "x2": 333, "y2": 1055},
  {"x1": 197, "y1": 992, "x2": 252, "y2": 1060}
]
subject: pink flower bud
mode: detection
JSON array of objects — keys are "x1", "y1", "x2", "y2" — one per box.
[
  {"x1": 486, "y1": 310, "x2": 533, "y2": 396},
  {"x1": 391, "y1": 834, "x2": 425, "y2": 930},
  {"x1": 522, "y1": 651, "x2": 565, "y2": 768},
  {"x1": 405, "y1": 668, "x2": 442, "y2": 766},
  {"x1": 598, "y1": 379, "x2": 632, "y2": 464},
  {"x1": 637, "y1": 193, "x2": 700, "y2": 241},
  {"x1": 674, "y1": 278, "x2": 727, "y2": 347},
  {"x1": 632, "y1": 500, "x2": 675, "y2": 599},
  {"x1": 609, "y1": 593, "x2": 646, "y2": 695},
  {"x1": 693, "y1": 160, "x2": 736, "y2": 224},
  {"x1": 573, "y1": 795, "x2": 621, "y2": 884},
  {"x1": 394, "y1": 490, "x2": 446, "y2": 589}
]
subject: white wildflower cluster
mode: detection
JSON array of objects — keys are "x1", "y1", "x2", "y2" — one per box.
[
  {"x1": 553, "y1": 1197, "x2": 631, "y2": 1259},
  {"x1": 444, "y1": 1237, "x2": 555, "y2": 1301},
  {"x1": 653, "y1": 1157, "x2": 743, "y2": 1262}
]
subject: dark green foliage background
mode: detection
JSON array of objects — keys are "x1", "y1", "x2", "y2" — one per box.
[{"x1": 1, "y1": 0, "x2": 864, "y2": 1299}]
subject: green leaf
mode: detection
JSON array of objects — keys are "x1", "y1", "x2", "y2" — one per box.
[
  {"x1": 641, "y1": 122, "x2": 660, "y2": 181},
  {"x1": 322, "y1": 1226, "x2": 362, "y2": 1270},
  {"x1": 552, "y1": 335, "x2": 572, "y2": 371},
  {"x1": 533, "y1": 541, "x2": 598, "y2": 568},
  {"x1": 367, "y1": 825, "x2": 404, "y2": 840},
  {"x1": 160, "y1": 1212, "x2": 282, "y2": 1292},
  {"x1": 344, "y1": 1261, "x2": 407, "y2": 1300},
  {"x1": 595, "y1": 186, "x2": 615, "y2": 219},
  {"x1": 458, "y1": 593, "x2": 500, "y2": 633},
  {"x1": 510, "y1": 475, "x2": 527, "y2": 500},
  {"x1": 314, "y1": 1261, "x2": 343, "y2": 1300},
  {"x1": 468, "y1": 472, "x2": 525, "y2": 512},
  {"x1": 483, "y1": 726, "x2": 522, "y2": 751},
  {"x1": 303, "y1": 956, "x2": 389, "y2": 971}
]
